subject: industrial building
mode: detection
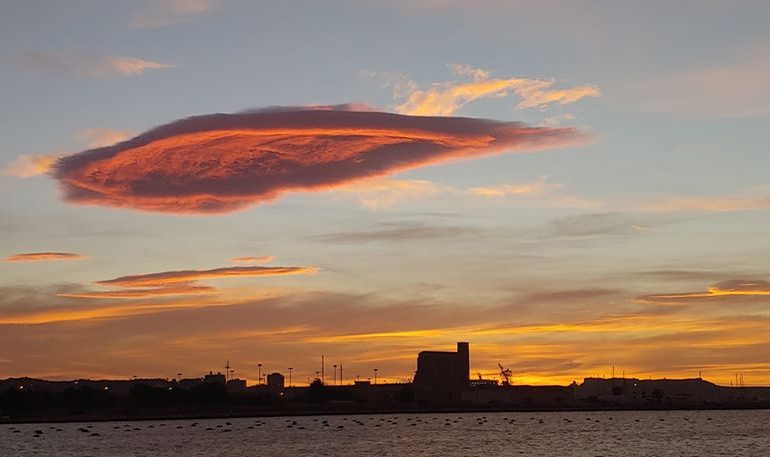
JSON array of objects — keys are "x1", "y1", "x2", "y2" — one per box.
[
  {"x1": 266, "y1": 372, "x2": 285, "y2": 391},
  {"x1": 413, "y1": 341, "x2": 470, "y2": 404}
]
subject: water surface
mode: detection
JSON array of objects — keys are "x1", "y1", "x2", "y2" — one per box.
[{"x1": 2, "y1": 410, "x2": 769, "y2": 456}]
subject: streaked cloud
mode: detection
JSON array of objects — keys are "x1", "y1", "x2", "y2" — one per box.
[
  {"x1": 1, "y1": 154, "x2": 59, "y2": 178},
  {"x1": 334, "y1": 176, "x2": 599, "y2": 210},
  {"x1": 469, "y1": 176, "x2": 561, "y2": 197},
  {"x1": 95, "y1": 265, "x2": 315, "y2": 288},
  {"x1": 316, "y1": 221, "x2": 479, "y2": 243},
  {"x1": 53, "y1": 105, "x2": 585, "y2": 214},
  {"x1": 3, "y1": 286, "x2": 770, "y2": 385},
  {"x1": 0, "y1": 288, "x2": 284, "y2": 325},
  {"x1": 5, "y1": 252, "x2": 87, "y2": 262},
  {"x1": 59, "y1": 284, "x2": 217, "y2": 299},
  {"x1": 545, "y1": 212, "x2": 646, "y2": 237},
  {"x1": 365, "y1": 184, "x2": 770, "y2": 215},
  {"x1": 516, "y1": 288, "x2": 621, "y2": 305},
  {"x1": 541, "y1": 113, "x2": 575, "y2": 126},
  {"x1": 15, "y1": 51, "x2": 173, "y2": 77},
  {"x1": 304, "y1": 313, "x2": 755, "y2": 344},
  {"x1": 62, "y1": 264, "x2": 315, "y2": 300},
  {"x1": 640, "y1": 194, "x2": 770, "y2": 213},
  {"x1": 103, "y1": 56, "x2": 173, "y2": 75},
  {"x1": 4, "y1": 129, "x2": 135, "y2": 179},
  {"x1": 637, "y1": 279, "x2": 770, "y2": 305},
  {"x1": 515, "y1": 83, "x2": 601, "y2": 110},
  {"x1": 368, "y1": 65, "x2": 599, "y2": 116},
  {"x1": 637, "y1": 270, "x2": 746, "y2": 282},
  {"x1": 230, "y1": 256, "x2": 275, "y2": 264},
  {"x1": 76, "y1": 129, "x2": 136, "y2": 148},
  {"x1": 131, "y1": 0, "x2": 220, "y2": 28},
  {"x1": 636, "y1": 44, "x2": 770, "y2": 119},
  {"x1": 334, "y1": 179, "x2": 448, "y2": 210}
]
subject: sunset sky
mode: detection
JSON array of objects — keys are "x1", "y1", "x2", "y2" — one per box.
[{"x1": 2, "y1": 1, "x2": 770, "y2": 387}]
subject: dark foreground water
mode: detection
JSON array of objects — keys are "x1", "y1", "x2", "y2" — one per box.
[{"x1": 2, "y1": 410, "x2": 769, "y2": 456}]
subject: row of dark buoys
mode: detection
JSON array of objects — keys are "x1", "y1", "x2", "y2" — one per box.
[{"x1": 4, "y1": 414, "x2": 722, "y2": 439}]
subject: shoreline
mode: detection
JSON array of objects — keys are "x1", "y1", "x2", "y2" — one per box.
[{"x1": 4, "y1": 403, "x2": 770, "y2": 425}]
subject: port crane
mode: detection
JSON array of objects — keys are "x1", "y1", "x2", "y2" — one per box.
[{"x1": 498, "y1": 363, "x2": 513, "y2": 386}]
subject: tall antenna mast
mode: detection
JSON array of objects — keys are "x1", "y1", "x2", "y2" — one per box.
[
  {"x1": 321, "y1": 355, "x2": 325, "y2": 384},
  {"x1": 225, "y1": 360, "x2": 231, "y2": 382}
]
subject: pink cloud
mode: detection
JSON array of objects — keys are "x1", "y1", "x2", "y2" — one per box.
[{"x1": 54, "y1": 106, "x2": 587, "y2": 214}]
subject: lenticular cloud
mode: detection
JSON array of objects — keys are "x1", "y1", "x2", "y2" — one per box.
[{"x1": 54, "y1": 105, "x2": 586, "y2": 214}]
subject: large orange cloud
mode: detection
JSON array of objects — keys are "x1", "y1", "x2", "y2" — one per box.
[{"x1": 53, "y1": 106, "x2": 586, "y2": 214}]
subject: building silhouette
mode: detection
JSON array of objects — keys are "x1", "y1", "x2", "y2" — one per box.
[
  {"x1": 413, "y1": 341, "x2": 469, "y2": 404},
  {"x1": 203, "y1": 371, "x2": 226, "y2": 385},
  {"x1": 266, "y1": 372, "x2": 285, "y2": 391}
]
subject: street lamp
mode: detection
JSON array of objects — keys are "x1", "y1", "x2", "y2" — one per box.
[
  {"x1": 288, "y1": 367, "x2": 293, "y2": 387},
  {"x1": 333, "y1": 364, "x2": 337, "y2": 385},
  {"x1": 258, "y1": 363, "x2": 262, "y2": 385}
]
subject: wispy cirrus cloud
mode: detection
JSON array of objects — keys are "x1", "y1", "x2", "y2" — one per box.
[
  {"x1": 230, "y1": 256, "x2": 275, "y2": 264},
  {"x1": 315, "y1": 221, "x2": 479, "y2": 243},
  {"x1": 334, "y1": 179, "x2": 448, "y2": 210},
  {"x1": 636, "y1": 44, "x2": 770, "y2": 119},
  {"x1": 95, "y1": 265, "x2": 315, "y2": 288},
  {"x1": 59, "y1": 284, "x2": 217, "y2": 299},
  {"x1": 332, "y1": 178, "x2": 770, "y2": 214},
  {"x1": 4, "y1": 285, "x2": 770, "y2": 385},
  {"x1": 636, "y1": 280, "x2": 770, "y2": 305},
  {"x1": 366, "y1": 64, "x2": 600, "y2": 116},
  {"x1": 637, "y1": 270, "x2": 746, "y2": 282},
  {"x1": 15, "y1": 51, "x2": 173, "y2": 77},
  {"x1": 639, "y1": 194, "x2": 770, "y2": 213},
  {"x1": 545, "y1": 212, "x2": 647, "y2": 238},
  {"x1": 76, "y1": 129, "x2": 136, "y2": 148},
  {"x1": 4, "y1": 129, "x2": 136, "y2": 179},
  {"x1": 469, "y1": 175, "x2": 561, "y2": 197},
  {"x1": 1, "y1": 288, "x2": 284, "y2": 324},
  {"x1": 333, "y1": 176, "x2": 599, "y2": 210},
  {"x1": 53, "y1": 105, "x2": 586, "y2": 214},
  {"x1": 61, "y1": 265, "x2": 316, "y2": 300},
  {"x1": 1, "y1": 154, "x2": 59, "y2": 178},
  {"x1": 5, "y1": 252, "x2": 87, "y2": 262},
  {"x1": 131, "y1": 0, "x2": 220, "y2": 28}
]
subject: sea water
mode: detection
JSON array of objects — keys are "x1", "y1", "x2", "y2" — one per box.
[{"x1": 2, "y1": 410, "x2": 769, "y2": 456}]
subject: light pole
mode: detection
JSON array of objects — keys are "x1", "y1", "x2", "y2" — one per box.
[
  {"x1": 374, "y1": 368, "x2": 379, "y2": 385},
  {"x1": 258, "y1": 363, "x2": 262, "y2": 385},
  {"x1": 288, "y1": 367, "x2": 293, "y2": 387},
  {"x1": 333, "y1": 364, "x2": 337, "y2": 385}
]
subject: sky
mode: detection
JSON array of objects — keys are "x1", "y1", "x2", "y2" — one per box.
[{"x1": 1, "y1": 0, "x2": 770, "y2": 387}]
